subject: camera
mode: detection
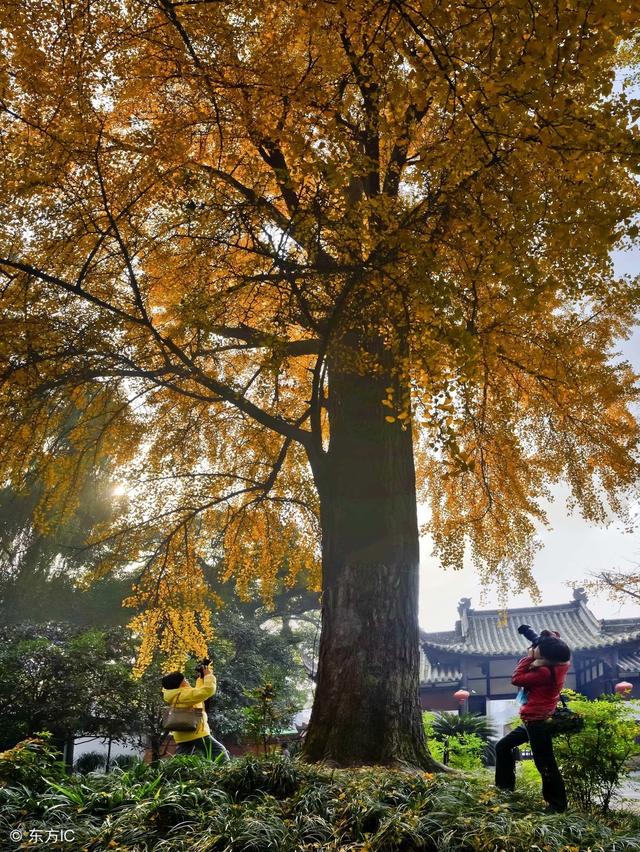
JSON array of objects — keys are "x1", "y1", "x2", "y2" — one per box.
[
  {"x1": 517, "y1": 624, "x2": 541, "y2": 647},
  {"x1": 195, "y1": 656, "x2": 211, "y2": 679}
]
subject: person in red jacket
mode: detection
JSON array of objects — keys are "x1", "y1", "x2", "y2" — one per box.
[{"x1": 494, "y1": 627, "x2": 571, "y2": 812}]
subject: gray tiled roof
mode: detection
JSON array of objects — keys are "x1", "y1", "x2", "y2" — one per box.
[
  {"x1": 618, "y1": 651, "x2": 640, "y2": 674},
  {"x1": 421, "y1": 600, "x2": 640, "y2": 657},
  {"x1": 422, "y1": 662, "x2": 462, "y2": 686},
  {"x1": 602, "y1": 618, "x2": 640, "y2": 637}
]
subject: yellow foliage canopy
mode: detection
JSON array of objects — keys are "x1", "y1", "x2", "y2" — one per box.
[{"x1": 1, "y1": 0, "x2": 639, "y2": 668}]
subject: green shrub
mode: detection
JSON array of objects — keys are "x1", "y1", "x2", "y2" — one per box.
[
  {"x1": 242, "y1": 681, "x2": 299, "y2": 755},
  {"x1": 448, "y1": 732, "x2": 486, "y2": 770},
  {"x1": 74, "y1": 751, "x2": 106, "y2": 774},
  {"x1": 0, "y1": 732, "x2": 65, "y2": 790},
  {"x1": 216, "y1": 754, "x2": 309, "y2": 800},
  {"x1": 423, "y1": 713, "x2": 485, "y2": 769},
  {"x1": 553, "y1": 691, "x2": 640, "y2": 812},
  {"x1": 111, "y1": 753, "x2": 143, "y2": 771},
  {"x1": 427, "y1": 732, "x2": 485, "y2": 770}
]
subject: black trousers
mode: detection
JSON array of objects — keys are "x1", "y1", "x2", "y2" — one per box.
[
  {"x1": 175, "y1": 735, "x2": 230, "y2": 762},
  {"x1": 495, "y1": 721, "x2": 567, "y2": 811}
]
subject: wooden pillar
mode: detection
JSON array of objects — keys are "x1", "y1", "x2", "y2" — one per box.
[
  {"x1": 485, "y1": 660, "x2": 490, "y2": 703},
  {"x1": 460, "y1": 656, "x2": 468, "y2": 715}
]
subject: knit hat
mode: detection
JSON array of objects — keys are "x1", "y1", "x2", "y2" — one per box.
[{"x1": 538, "y1": 630, "x2": 571, "y2": 663}]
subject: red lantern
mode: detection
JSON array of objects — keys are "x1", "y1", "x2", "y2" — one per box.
[
  {"x1": 615, "y1": 681, "x2": 633, "y2": 696},
  {"x1": 453, "y1": 688, "x2": 470, "y2": 702}
]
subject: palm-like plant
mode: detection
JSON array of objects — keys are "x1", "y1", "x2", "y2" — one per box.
[{"x1": 431, "y1": 712, "x2": 497, "y2": 742}]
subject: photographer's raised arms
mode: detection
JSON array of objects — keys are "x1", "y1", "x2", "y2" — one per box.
[
  {"x1": 494, "y1": 626, "x2": 572, "y2": 813},
  {"x1": 161, "y1": 660, "x2": 230, "y2": 761}
]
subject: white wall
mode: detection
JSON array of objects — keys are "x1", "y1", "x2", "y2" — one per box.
[
  {"x1": 72, "y1": 736, "x2": 144, "y2": 768},
  {"x1": 486, "y1": 698, "x2": 520, "y2": 738}
]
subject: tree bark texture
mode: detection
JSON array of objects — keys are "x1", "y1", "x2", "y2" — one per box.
[{"x1": 303, "y1": 338, "x2": 433, "y2": 768}]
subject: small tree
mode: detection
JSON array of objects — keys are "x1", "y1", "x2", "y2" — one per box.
[
  {"x1": 554, "y1": 692, "x2": 640, "y2": 813},
  {"x1": 243, "y1": 681, "x2": 299, "y2": 756},
  {"x1": 204, "y1": 606, "x2": 309, "y2": 745}
]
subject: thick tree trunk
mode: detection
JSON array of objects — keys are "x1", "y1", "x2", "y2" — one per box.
[{"x1": 303, "y1": 339, "x2": 434, "y2": 768}]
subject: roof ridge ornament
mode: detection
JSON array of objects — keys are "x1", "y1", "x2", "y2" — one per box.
[
  {"x1": 457, "y1": 597, "x2": 471, "y2": 638},
  {"x1": 457, "y1": 597, "x2": 472, "y2": 614},
  {"x1": 573, "y1": 587, "x2": 588, "y2": 604}
]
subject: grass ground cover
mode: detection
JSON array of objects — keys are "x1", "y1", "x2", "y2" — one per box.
[{"x1": 1, "y1": 740, "x2": 639, "y2": 852}]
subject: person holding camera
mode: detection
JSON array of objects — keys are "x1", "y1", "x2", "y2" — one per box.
[
  {"x1": 494, "y1": 625, "x2": 571, "y2": 812},
  {"x1": 161, "y1": 661, "x2": 230, "y2": 761}
]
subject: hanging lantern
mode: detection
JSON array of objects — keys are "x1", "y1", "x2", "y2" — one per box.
[
  {"x1": 453, "y1": 688, "x2": 470, "y2": 702},
  {"x1": 614, "y1": 681, "x2": 633, "y2": 695}
]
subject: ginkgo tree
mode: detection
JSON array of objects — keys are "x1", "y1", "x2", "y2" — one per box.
[{"x1": 1, "y1": 0, "x2": 640, "y2": 767}]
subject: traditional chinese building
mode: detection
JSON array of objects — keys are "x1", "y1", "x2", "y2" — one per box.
[{"x1": 420, "y1": 589, "x2": 640, "y2": 718}]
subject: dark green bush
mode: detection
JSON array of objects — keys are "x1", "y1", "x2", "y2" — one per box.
[
  {"x1": 74, "y1": 750, "x2": 106, "y2": 774},
  {"x1": 214, "y1": 754, "x2": 311, "y2": 801},
  {"x1": 112, "y1": 753, "x2": 143, "y2": 771}
]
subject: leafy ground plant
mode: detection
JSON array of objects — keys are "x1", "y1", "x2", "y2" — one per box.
[{"x1": 1, "y1": 738, "x2": 639, "y2": 851}]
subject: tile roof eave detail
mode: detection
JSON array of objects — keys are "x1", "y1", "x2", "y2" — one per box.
[
  {"x1": 422, "y1": 631, "x2": 640, "y2": 656},
  {"x1": 421, "y1": 641, "x2": 513, "y2": 657},
  {"x1": 421, "y1": 599, "x2": 640, "y2": 655},
  {"x1": 617, "y1": 651, "x2": 640, "y2": 673}
]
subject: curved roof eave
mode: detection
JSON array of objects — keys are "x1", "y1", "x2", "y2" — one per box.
[{"x1": 421, "y1": 632, "x2": 640, "y2": 657}]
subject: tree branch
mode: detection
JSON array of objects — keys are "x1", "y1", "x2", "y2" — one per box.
[
  {"x1": 0, "y1": 258, "x2": 313, "y2": 446},
  {"x1": 205, "y1": 324, "x2": 320, "y2": 356}
]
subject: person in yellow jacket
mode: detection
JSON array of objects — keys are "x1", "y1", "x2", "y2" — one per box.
[{"x1": 161, "y1": 664, "x2": 230, "y2": 760}]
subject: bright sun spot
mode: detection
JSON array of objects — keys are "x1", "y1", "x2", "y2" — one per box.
[{"x1": 112, "y1": 483, "x2": 128, "y2": 497}]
